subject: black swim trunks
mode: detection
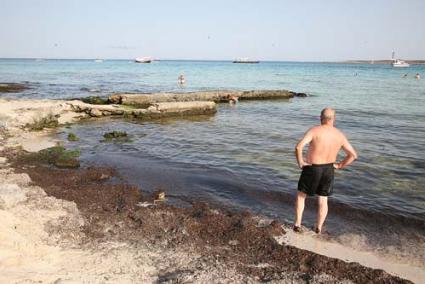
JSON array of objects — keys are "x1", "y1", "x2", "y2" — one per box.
[{"x1": 298, "y1": 163, "x2": 335, "y2": 196}]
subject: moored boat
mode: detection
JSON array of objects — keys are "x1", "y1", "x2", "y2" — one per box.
[
  {"x1": 391, "y1": 52, "x2": 410, "y2": 67},
  {"x1": 135, "y1": 57, "x2": 152, "y2": 63},
  {"x1": 392, "y1": 59, "x2": 410, "y2": 67},
  {"x1": 232, "y1": 58, "x2": 259, "y2": 64}
]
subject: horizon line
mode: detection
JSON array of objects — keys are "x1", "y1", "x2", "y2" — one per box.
[{"x1": 2, "y1": 56, "x2": 424, "y2": 63}]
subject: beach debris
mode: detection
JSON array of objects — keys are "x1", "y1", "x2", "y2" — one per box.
[
  {"x1": 137, "y1": 201, "x2": 155, "y2": 208},
  {"x1": 67, "y1": 132, "x2": 79, "y2": 142}
]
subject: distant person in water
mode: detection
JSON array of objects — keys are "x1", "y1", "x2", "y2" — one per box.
[
  {"x1": 229, "y1": 95, "x2": 239, "y2": 104},
  {"x1": 178, "y1": 74, "x2": 185, "y2": 85},
  {"x1": 415, "y1": 73, "x2": 421, "y2": 80},
  {"x1": 403, "y1": 73, "x2": 408, "y2": 78},
  {"x1": 294, "y1": 108, "x2": 358, "y2": 234}
]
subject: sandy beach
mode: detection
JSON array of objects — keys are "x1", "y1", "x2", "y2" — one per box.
[{"x1": 0, "y1": 96, "x2": 417, "y2": 283}]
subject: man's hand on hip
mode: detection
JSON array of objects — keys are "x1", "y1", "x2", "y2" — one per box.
[{"x1": 299, "y1": 161, "x2": 311, "y2": 169}]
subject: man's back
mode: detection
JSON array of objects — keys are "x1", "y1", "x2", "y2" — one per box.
[{"x1": 306, "y1": 125, "x2": 345, "y2": 165}]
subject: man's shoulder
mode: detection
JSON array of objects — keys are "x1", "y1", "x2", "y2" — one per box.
[
  {"x1": 309, "y1": 125, "x2": 322, "y2": 132},
  {"x1": 332, "y1": 127, "x2": 348, "y2": 140}
]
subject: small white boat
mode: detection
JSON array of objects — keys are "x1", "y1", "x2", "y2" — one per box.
[
  {"x1": 135, "y1": 57, "x2": 152, "y2": 63},
  {"x1": 233, "y1": 58, "x2": 259, "y2": 64},
  {"x1": 391, "y1": 52, "x2": 410, "y2": 68},
  {"x1": 392, "y1": 59, "x2": 410, "y2": 68}
]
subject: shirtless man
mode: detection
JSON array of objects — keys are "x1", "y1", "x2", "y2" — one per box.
[{"x1": 294, "y1": 108, "x2": 357, "y2": 233}]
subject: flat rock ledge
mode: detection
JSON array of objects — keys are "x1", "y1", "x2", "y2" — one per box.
[
  {"x1": 1, "y1": 89, "x2": 306, "y2": 131},
  {"x1": 70, "y1": 100, "x2": 217, "y2": 118},
  {"x1": 110, "y1": 90, "x2": 303, "y2": 107}
]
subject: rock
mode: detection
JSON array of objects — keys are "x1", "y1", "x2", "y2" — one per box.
[
  {"x1": 67, "y1": 133, "x2": 79, "y2": 142},
  {"x1": 89, "y1": 108, "x2": 103, "y2": 117},
  {"x1": 108, "y1": 95, "x2": 122, "y2": 104},
  {"x1": 150, "y1": 101, "x2": 217, "y2": 116},
  {"x1": 0, "y1": 82, "x2": 29, "y2": 93},
  {"x1": 113, "y1": 90, "x2": 294, "y2": 107},
  {"x1": 290, "y1": 91, "x2": 308, "y2": 97},
  {"x1": 80, "y1": 96, "x2": 109, "y2": 105},
  {"x1": 18, "y1": 146, "x2": 80, "y2": 169},
  {"x1": 103, "y1": 131, "x2": 128, "y2": 139}
]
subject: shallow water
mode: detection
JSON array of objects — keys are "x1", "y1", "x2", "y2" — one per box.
[{"x1": 2, "y1": 58, "x2": 425, "y2": 268}]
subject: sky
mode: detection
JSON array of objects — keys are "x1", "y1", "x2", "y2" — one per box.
[{"x1": 0, "y1": 0, "x2": 424, "y2": 61}]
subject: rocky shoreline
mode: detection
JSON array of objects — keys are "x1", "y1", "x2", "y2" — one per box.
[{"x1": 0, "y1": 94, "x2": 412, "y2": 283}]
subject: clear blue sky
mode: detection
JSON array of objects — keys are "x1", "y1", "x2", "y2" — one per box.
[{"x1": 1, "y1": 0, "x2": 424, "y2": 61}]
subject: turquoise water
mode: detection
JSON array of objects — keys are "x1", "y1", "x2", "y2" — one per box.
[{"x1": 2, "y1": 59, "x2": 425, "y2": 259}]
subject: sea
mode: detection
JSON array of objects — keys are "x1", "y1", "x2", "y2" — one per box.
[{"x1": 1, "y1": 58, "x2": 425, "y2": 268}]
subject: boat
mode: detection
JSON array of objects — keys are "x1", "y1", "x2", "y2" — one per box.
[
  {"x1": 392, "y1": 59, "x2": 410, "y2": 68},
  {"x1": 232, "y1": 58, "x2": 259, "y2": 64},
  {"x1": 94, "y1": 59, "x2": 103, "y2": 63},
  {"x1": 135, "y1": 57, "x2": 152, "y2": 63},
  {"x1": 391, "y1": 52, "x2": 410, "y2": 68}
]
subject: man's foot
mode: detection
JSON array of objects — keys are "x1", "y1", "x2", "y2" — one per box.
[
  {"x1": 293, "y1": 225, "x2": 302, "y2": 233},
  {"x1": 314, "y1": 227, "x2": 321, "y2": 234}
]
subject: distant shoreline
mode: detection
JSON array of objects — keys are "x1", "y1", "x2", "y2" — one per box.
[
  {"x1": 1, "y1": 57, "x2": 425, "y2": 64},
  {"x1": 336, "y1": 59, "x2": 425, "y2": 64}
]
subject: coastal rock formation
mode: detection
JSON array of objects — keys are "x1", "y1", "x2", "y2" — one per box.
[
  {"x1": 70, "y1": 100, "x2": 217, "y2": 118},
  {"x1": 0, "y1": 82, "x2": 29, "y2": 93},
  {"x1": 89, "y1": 108, "x2": 103, "y2": 117},
  {"x1": 113, "y1": 90, "x2": 295, "y2": 107},
  {"x1": 0, "y1": 98, "x2": 217, "y2": 134}
]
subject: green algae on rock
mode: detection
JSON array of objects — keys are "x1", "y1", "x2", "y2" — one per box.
[
  {"x1": 18, "y1": 146, "x2": 80, "y2": 168},
  {"x1": 67, "y1": 133, "x2": 79, "y2": 142}
]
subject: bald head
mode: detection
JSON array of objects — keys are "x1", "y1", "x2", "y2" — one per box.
[{"x1": 320, "y1": 108, "x2": 335, "y2": 125}]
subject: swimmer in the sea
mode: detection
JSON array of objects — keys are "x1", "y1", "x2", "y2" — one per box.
[{"x1": 178, "y1": 74, "x2": 185, "y2": 85}]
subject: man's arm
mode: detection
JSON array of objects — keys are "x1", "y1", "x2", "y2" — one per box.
[
  {"x1": 335, "y1": 136, "x2": 358, "y2": 169},
  {"x1": 295, "y1": 129, "x2": 313, "y2": 169}
]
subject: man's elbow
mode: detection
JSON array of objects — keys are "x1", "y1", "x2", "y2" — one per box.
[{"x1": 295, "y1": 143, "x2": 303, "y2": 152}]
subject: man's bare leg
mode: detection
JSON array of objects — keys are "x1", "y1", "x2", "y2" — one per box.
[
  {"x1": 294, "y1": 191, "x2": 307, "y2": 229},
  {"x1": 316, "y1": 196, "x2": 328, "y2": 233}
]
